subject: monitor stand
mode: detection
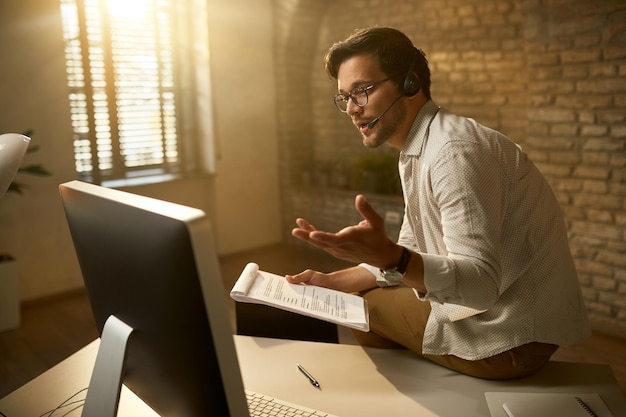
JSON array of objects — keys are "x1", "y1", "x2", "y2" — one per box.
[{"x1": 81, "y1": 315, "x2": 134, "y2": 417}]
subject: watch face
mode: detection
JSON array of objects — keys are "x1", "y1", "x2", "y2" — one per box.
[
  {"x1": 383, "y1": 269, "x2": 404, "y2": 282},
  {"x1": 376, "y1": 269, "x2": 404, "y2": 287}
]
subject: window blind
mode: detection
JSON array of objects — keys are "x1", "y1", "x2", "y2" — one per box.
[{"x1": 60, "y1": 0, "x2": 182, "y2": 183}]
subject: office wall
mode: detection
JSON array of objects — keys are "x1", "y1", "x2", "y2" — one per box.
[
  {"x1": 520, "y1": 0, "x2": 626, "y2": 337},
  {"x1": 275, "y1": 0, "x2": 626, "y2": 337},
  {"x1": 207, "y1": 0, "x2": 282, "y2": 254},
  {"x1": 0, "y1": 0, "x2": 84, "y2": 300},
  {"x1": 0, "y1": 0, "x2": 281, "y2": 301}
]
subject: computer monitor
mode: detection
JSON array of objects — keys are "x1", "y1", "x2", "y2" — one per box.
[{"x1": 59, "y1": 180, "x2": 249, "y2": 417}]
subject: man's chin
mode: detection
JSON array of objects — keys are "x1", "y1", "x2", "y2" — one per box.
[{"x1": 362, "y1": 133, "x2": 385, "y2": 148}]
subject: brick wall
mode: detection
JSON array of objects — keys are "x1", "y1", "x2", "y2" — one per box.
[
  {"x1": 273, "y1": 0, "x2": 626, "y2": 337},
  {"x1": 519, "y1": 0, "x2": 626, "y2": 337}
]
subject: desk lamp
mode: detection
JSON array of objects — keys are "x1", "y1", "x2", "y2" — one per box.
[{"x1": 0, "y1": 133, "x2": 31, "y2": 197}]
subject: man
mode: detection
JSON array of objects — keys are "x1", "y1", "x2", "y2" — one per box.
[{"x1": 286, "y1": 27, "x2": 590, "y2": 380}]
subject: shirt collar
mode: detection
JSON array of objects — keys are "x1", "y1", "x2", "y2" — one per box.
[{"x1": 402, "y1": 100, "x2": 440, "y2": 157}]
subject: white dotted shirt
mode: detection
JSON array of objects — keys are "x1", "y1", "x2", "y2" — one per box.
[{"x1": 388, "y1": 100, "x2": 588, "y2": 360}]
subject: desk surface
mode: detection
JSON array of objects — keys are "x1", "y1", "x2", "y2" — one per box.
[{"x1": 1, "y1": 336, "x2": 625, "y2": 417}]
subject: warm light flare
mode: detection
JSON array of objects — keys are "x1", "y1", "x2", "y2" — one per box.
[{"x1": 106, "y1": 0, "x2": 153, "y2": 20}]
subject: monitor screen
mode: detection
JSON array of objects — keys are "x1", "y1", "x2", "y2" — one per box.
[{"x1": 59, "y1": 180, "x2": 249, "y2": 416}]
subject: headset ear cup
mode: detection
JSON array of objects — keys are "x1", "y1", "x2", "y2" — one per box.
[
  {"x1": 402, "y1": 47, "x2": 421, "y2": 96},
  {"x1": 403, "y1": 74, "x2": 421, "y2": 96}
]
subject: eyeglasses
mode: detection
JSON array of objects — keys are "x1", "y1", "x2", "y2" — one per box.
[{"x1": 333, "y1": 76, "x2": 395, "y2": 113}]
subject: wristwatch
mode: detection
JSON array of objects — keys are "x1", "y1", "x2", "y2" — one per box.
[{"x1": 377, "y1": 246, "x2": 411, "y2": 287}]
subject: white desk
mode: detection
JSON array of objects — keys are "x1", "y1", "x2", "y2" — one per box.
[{"x1": 1, "y1": 336, "x2": 625, "y2": 417}]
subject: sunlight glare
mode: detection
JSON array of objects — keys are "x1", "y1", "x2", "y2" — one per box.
[{"x1": 106, "y1": 0, "x2": 152, "y2": 20}]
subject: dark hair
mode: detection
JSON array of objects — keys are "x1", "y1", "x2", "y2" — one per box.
[{"x1": 324, "y1": 27, "x2": 431, "y2": 99}]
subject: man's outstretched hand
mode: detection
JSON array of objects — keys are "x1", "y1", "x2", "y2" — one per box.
[{"x1": 291, "y1": 194, "x2": 398, "y2": 269}]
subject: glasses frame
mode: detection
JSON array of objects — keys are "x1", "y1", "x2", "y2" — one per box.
[{"x1": 333, "y1": 76, "x2": 395, "y2": 113}]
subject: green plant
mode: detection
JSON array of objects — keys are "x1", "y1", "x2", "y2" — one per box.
[
  {"x1": 7, "y1": 129, "x2": 51, "y2": 194},
  {"x1": 351, "y1": 151, "x2": 402, "y2": 195}
]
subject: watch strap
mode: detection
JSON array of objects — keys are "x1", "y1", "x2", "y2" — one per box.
[{"x1": 395, "y1": 246, "x2": 411, "y2": 275}]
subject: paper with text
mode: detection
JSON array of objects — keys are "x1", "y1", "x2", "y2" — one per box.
[{"x1": 231, "y1": 263, "x2": 369, "y2": 331}]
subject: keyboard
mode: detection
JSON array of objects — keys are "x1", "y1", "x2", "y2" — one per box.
[{"x1": 246, "y1": 390, "x2": 338, "y2": 417}]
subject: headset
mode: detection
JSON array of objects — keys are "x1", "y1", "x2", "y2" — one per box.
[
  {"x1": 402, "y1": 47, "x2": 422, "y2": 97},
  {"x1": 366, "y1": 47, "x2": 424, "y2": 129}
]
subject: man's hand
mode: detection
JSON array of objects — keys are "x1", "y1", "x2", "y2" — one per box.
[
  {"x1": 285, "y1": 267, "x2": 377, "y2": 293},
  {"x1": 291, "y1": 194, "x2": 399, "y2": 269}
]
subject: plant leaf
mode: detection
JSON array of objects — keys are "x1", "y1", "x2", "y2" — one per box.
[
  {"x1": 17, "y1": 164, "x2": 51, "y2": 176},
  {"x1": 7, "y1": 182, "x2": 25, "y2": 194}
]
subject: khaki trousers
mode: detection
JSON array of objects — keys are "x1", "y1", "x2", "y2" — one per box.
[{"x1": 352, "y1": 286, "x2": 558, "y2": 380}]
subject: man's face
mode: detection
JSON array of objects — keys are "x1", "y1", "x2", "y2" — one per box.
[{"x1": 336, "y1": 54, "x2": 407, "y2": 148}]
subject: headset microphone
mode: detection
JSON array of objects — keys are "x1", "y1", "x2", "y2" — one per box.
[{"x1": 367, "y1": 94, "x2": 403, "y2": 129}]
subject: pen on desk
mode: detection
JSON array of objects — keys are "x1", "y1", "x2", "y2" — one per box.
[{"x1": 297, "y1": 363, "x2": 321, "y2": 389}]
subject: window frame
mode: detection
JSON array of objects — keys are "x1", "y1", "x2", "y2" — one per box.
[{"x1": 60, "y1": 0, "x2": 212, "y2": 186}]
